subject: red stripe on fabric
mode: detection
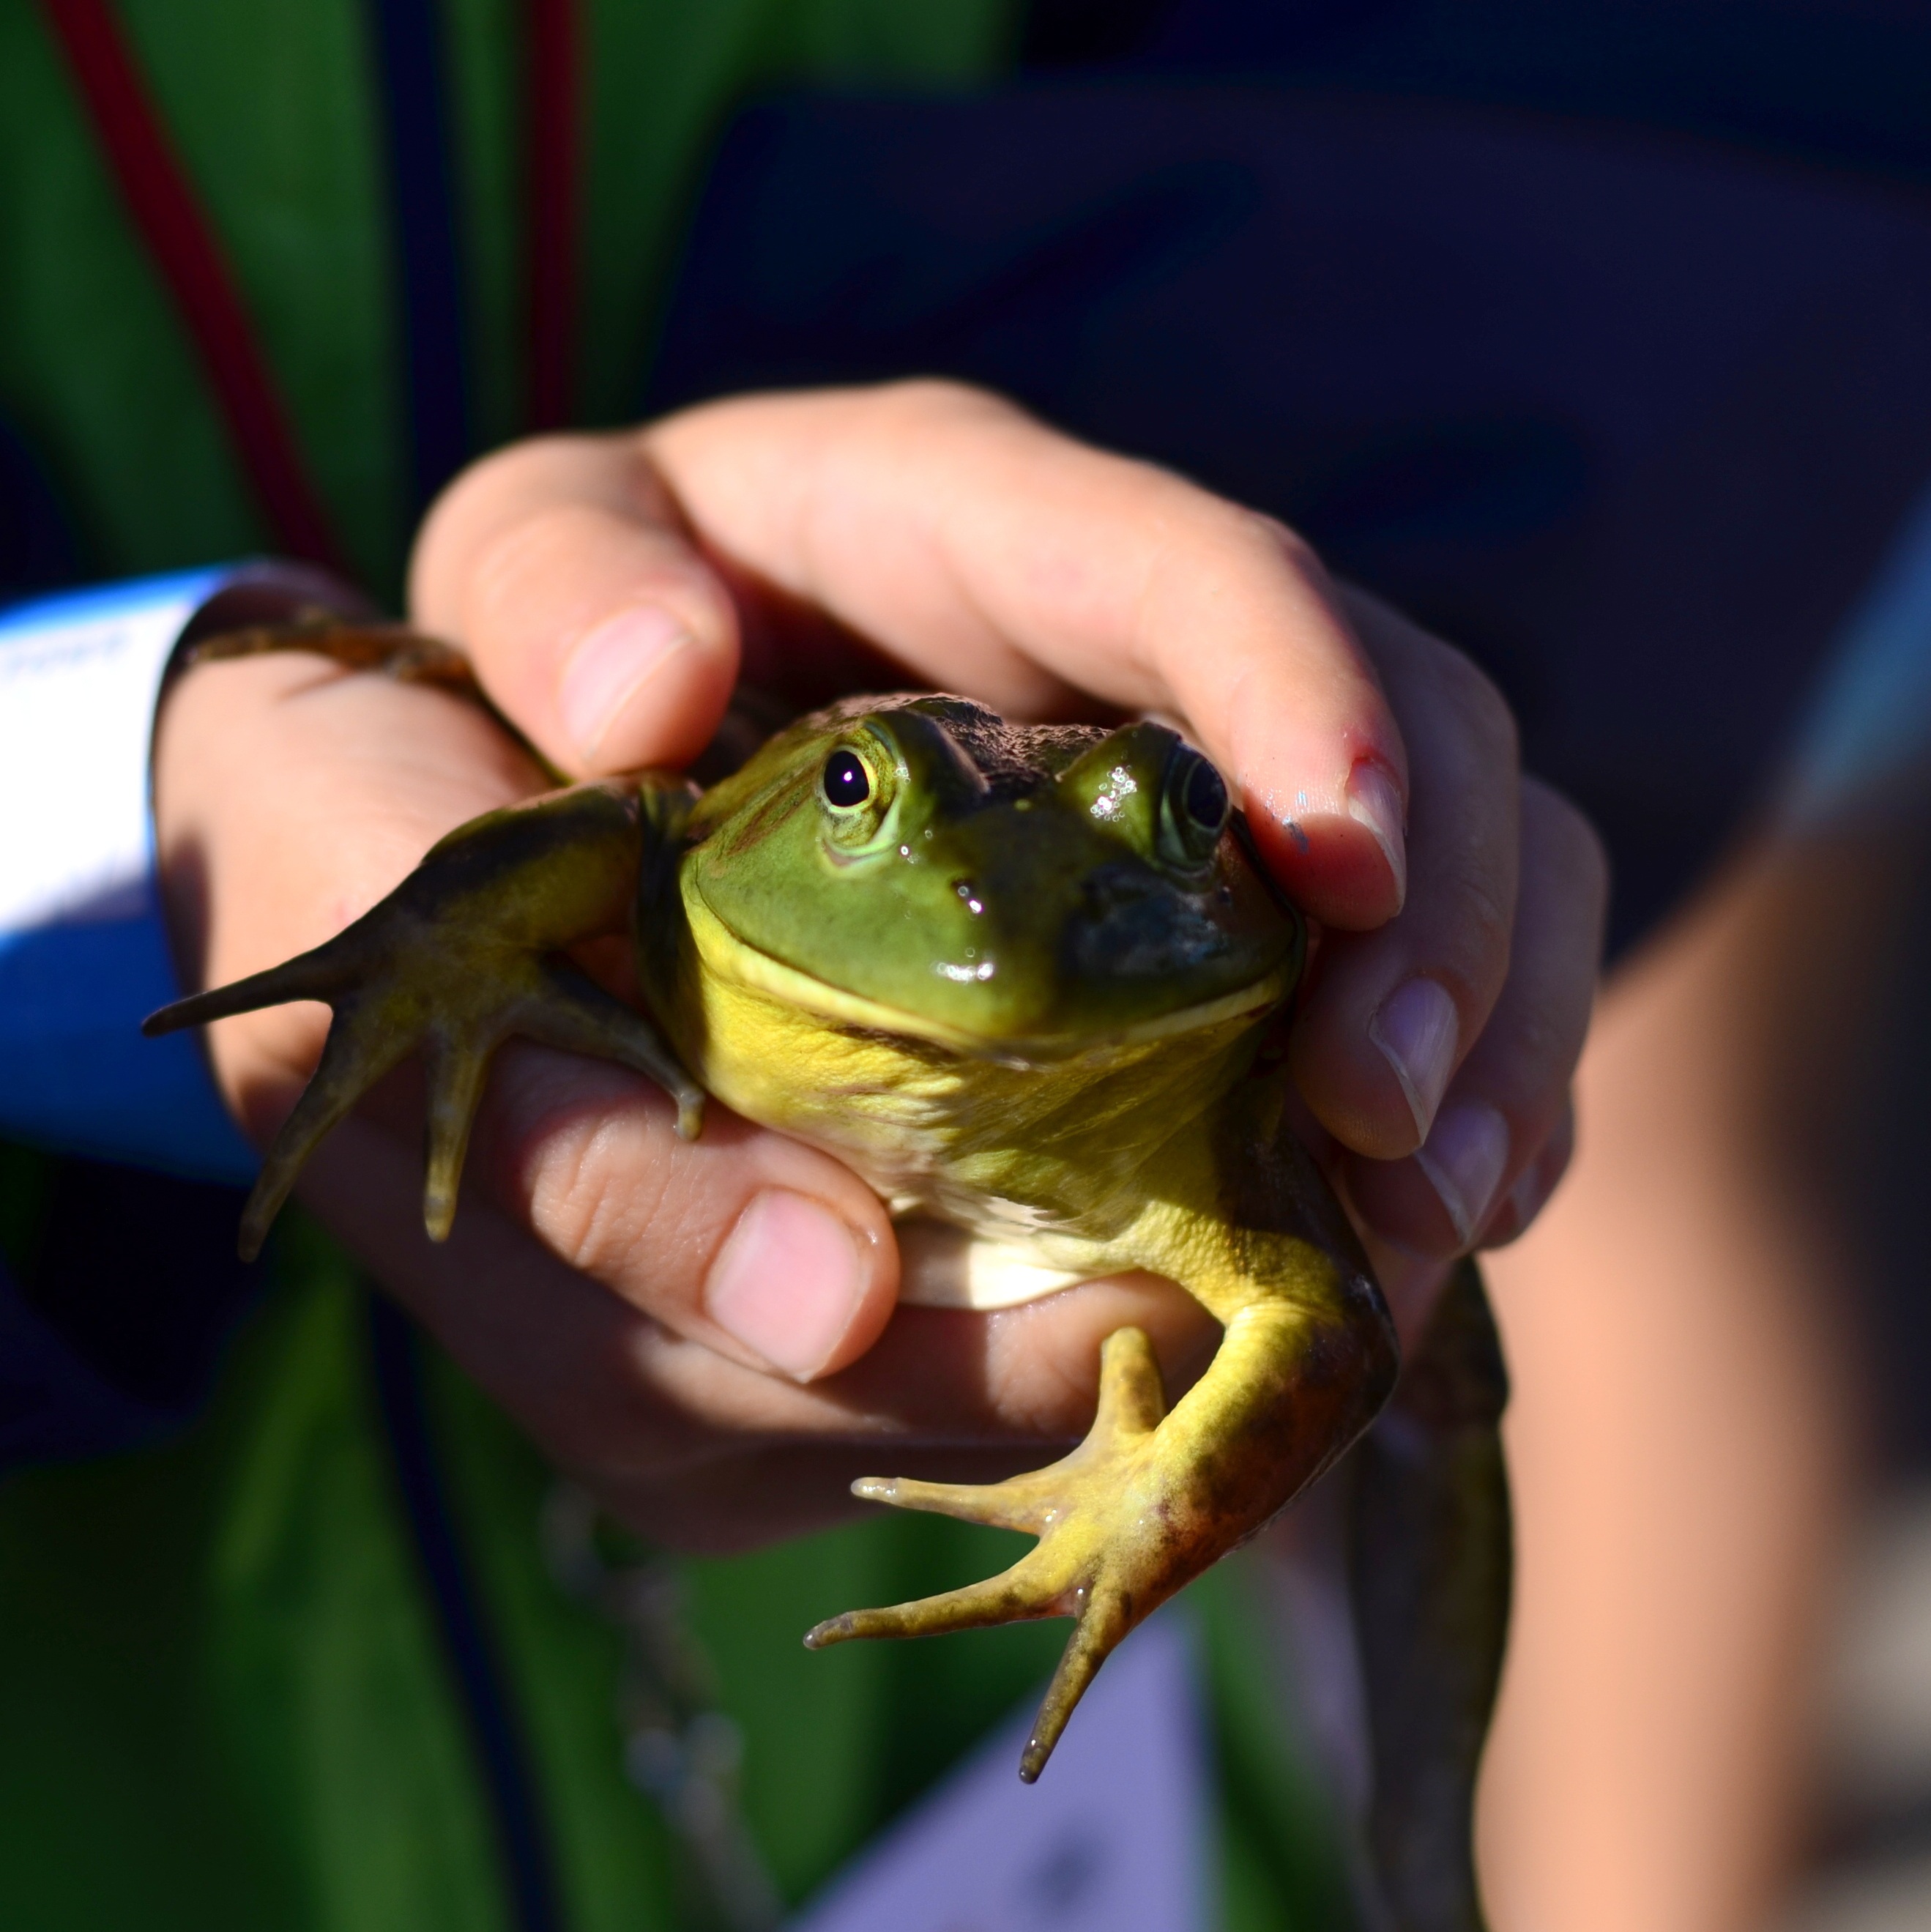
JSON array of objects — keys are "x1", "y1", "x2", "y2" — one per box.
[
  {"x1": 39, "y1": 0, "x2": 348, "y2": 572},
  {"x1": 524, "y1": 0, "x2": 578, "y2": 430}
]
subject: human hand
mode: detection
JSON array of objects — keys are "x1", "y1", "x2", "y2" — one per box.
[
  {"x1": 155, "y1": 382, "x2": 1603, "y2": 1546},
  {"x1": 412, "y1": 383, "x2": 1604, "y2": 1310},
  {"x1": 158, "y1": 637, "x2": 1237, "y2": 1548}
]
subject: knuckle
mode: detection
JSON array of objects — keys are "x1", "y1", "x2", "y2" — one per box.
[
  {"x1": 490, "y1": 1063, "x2": 698, "y2": 1298},
  {"x1": 1417, "y1": 847, "x2": 1517, "y2": 1011},
  {"x1": 423, "y1": 432, "x2": 581, "y2": 530},
  {"x1": 554, "y1": 1113, "x2": 707, "y2": 1293},
  {"x1": 466, "y1": 499, "x2": 609, "y2": 621},
  {"x1": 1240, "y1": 508, "x2": 1320, "y2": 574},
  {"x1": 873, "y1": 375, "x2": 1016, "y2": 428},
  {"x1": 1341, "y1": 587, "x2": 1519, "y2": 768},
  {"x1": 466, "y1": 499, "x2": 729, "y2": 658}
]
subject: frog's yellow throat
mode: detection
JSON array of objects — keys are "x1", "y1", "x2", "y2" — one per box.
[{"x1": 654, "y1": 881, "x2": 1296, "y2": 1309}]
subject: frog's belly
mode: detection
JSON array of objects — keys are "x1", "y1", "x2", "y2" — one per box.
[{"x1": 893, "y1": 1215, "x2": 1112, "y2": 1310}]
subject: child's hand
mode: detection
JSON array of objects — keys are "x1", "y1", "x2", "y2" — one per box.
[
  {"x1": 416, "y1": 383, "x2": 1604, "y2": 1277},
  {"x1": 153, "y1": 381, "x2": 1602, "y2": 1548}
]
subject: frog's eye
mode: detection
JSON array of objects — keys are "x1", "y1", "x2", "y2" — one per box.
[
  {"x1": 1158, "y1": 746, "x2": 1231, "y2": 870},
  {"x1": 821, "y1": 748, "x2": 871, "y2": 809},
  {"x1": 816, "y1": 735, "x2": 901, "y2": 853}
]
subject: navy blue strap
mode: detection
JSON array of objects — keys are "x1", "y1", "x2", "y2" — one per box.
[
  {"x1": 364, "y1": 0, "x2": 472, "y2": 511},
  {"x1": 368, "y1": 1294, "x2": 562, "y2": 1932}
]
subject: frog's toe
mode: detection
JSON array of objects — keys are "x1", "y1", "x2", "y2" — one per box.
[
  {"x1": 836, "y1": 1325, "x2": 1169, "y2": 1536},
  {"x1": 807, "y1": 1326, "x2": 1187, "y2": 1778},
  {"x1": 420, "y1": 1028, "x2": 496, "y2": 1243},
  {"x1": 803, "y1": 1547, "x2": 1076, "y2": 1650},
  {"x1": 417, "y1": 962, "x2": 702, "y2": 1236},
  {"x1": 237, "y1": 1013, "x2": 412, "y2": 1259},
  {"x1": 225, "y1": 951, "x2": 696, "y2": 1257},
  {"x1": 144, "y1": 946, "x2": 351, "y2": 1040},
  {"x1": 803, "y1": 1546, "x2": 1142, "y2": 1783},
  {"x1": 144, "y1": 784, "x2": 704, "y2": 1256},
  {"x1": 505, "y1": 957, "x2": 705, "y2": 1142},
  {"x1": 1020, "y1": 1584, "x2": 1134, "y2": 1781},
  {"x1": 844, "y1": 1469, "x2": 1059, "y2": 1534}
]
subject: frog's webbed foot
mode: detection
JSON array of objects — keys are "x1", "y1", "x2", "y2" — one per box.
[
  {"x1": 145, "y1": 783, "x2": 703, "y2": 1260},
  {"x1": 805, "y1": 1326, "x2": 1188, "y2": 1782}
]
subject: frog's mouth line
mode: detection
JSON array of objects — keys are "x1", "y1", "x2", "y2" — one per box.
[{"x1": 682, "y1": 883, "x2": 1292, "y2": 1063}]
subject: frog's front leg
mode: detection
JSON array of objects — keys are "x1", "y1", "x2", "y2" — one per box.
[
  {"x1": 806, "y1": 1071, "x2": 1398, "y2": 1781},
  {"x1": 144, "y1": 779, "x2": 703, "y2": 1259}
]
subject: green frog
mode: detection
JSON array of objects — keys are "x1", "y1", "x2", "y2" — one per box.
[{"x1": 149, "y1": 623, "x2": 1511, "y2": 1931}]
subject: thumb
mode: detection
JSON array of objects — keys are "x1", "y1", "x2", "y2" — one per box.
[
  {"x1": 409, "y1": 433, "x2": 740, "y2": 776},
  {"x1": 476, "y1": 1043, "x2": 902, "y2": 1384}
]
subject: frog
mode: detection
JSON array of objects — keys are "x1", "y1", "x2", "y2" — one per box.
[{"x1": 149, "y1": 620, "x2": 1511, "y2": 1932}]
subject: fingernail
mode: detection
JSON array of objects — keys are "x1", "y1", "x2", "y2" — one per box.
[
  {"x1": 1415, "y1": 1103, "x2": 1511, "y2": 1249},
  {"x1": 704, "y1": 1191, "x2": 868, "y2": 1381},
  {"x1": 1346, "y1": 757, "x2": 1408, "y2": 913},
  {"x1": 559, "y1": 605, "x2": 695, "y2": 766},
  {"x1": 1369, "y1": 977, "x2": 1459, "y2": 1140}
]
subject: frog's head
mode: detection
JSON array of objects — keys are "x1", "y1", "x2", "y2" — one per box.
[{"x1": 682, "y1": 696, "x2": 1303, "y2": 1056}]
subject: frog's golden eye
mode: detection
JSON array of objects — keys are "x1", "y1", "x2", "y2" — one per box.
[{"x1": 1158, "y1": 746, "x2": 1231, "y2": 871}]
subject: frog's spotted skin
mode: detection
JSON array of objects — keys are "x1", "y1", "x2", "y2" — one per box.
[{"x1": 150, "y1": 626, "x2": 1509, "y2": 1931}]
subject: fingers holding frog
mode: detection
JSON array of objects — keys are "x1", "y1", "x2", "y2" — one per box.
[
  {"x1": 1290, "y1": 593, "x2": 1607, "y2": 1263},
  {"x1": 410, "y1": 389, "x2": 1599, "y2": 1274},
  {"x1": 414, "y1": 382, "x2": 1410, "y2": 931},
  {"x1": 154, "y1": 644, "x2": 1210, "y2": 1493}
]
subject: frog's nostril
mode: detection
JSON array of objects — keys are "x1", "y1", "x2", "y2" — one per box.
[{"x1": 953, "y1": 878, "x2": 985, "y2": 916}]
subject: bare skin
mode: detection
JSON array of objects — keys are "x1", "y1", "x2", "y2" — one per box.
[{"x1": 1478, "y1": 830, "x2": 1883, "y2": 1929}]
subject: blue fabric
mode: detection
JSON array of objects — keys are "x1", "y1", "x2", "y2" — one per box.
[
  {"x1": 0, "y1": 909, "x2": 258, "y2": 1184},
  {"x1": 0, "y1": 569, "x2": 269, "y2": 1468},
  {"x1": 0, "y1": 568, "x2": 258, "y2": 1182},
  {"x1": 0, "y1": 564, "x2": 227, "y2": 642},
  {"x1": 1785, "y1": 483, "x2": 1931, "y2": 830}
]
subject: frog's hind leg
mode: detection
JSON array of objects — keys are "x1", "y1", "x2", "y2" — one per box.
[
  {"x1": 186, "y1": 614, "x2": 489, "y2": 700},
  {"x1": 810, "y1": 1092, "x2": 1402, "y2": 1785},
  {"x1": 145, "y1": 781, "x2": 702, "y2": 1259},
  {"x1": 184, "y1": 614, "x2": 564, "y2": 776},
  {"x1": 805, "y1": 1326, "x2": 1172, "y2": 1782},
  {"x1": 1349, "y1": 1259, "x2": 1512, "y2": 1932}
]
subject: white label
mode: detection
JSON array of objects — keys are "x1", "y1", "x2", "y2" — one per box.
[
  {"x1": 789, "y1": 1614, "x2": 1210, "y2": 1932},
  {"x1": 0, "y1": 573, "x2": 220, "y2": 932}
]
